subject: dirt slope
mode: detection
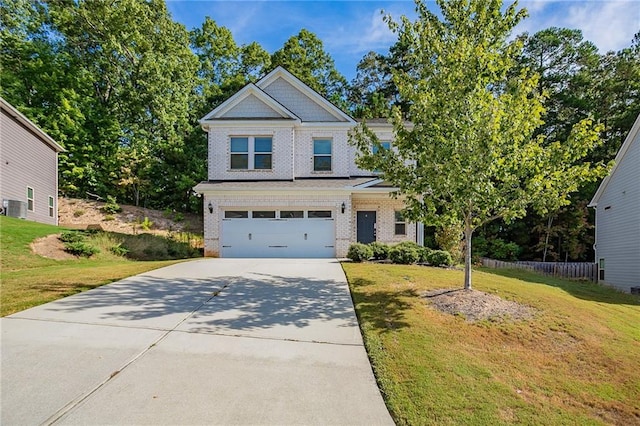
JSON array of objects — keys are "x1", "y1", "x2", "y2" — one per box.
[{"x1": 58, "y1": 197, "x2": 203, "y2": 235}]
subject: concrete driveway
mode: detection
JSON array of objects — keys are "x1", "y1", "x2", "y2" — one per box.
[{"x1": 0, "y1": 259, "x2": 393, "y2": 425}]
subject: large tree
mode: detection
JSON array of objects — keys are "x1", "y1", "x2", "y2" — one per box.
[
  {"x1": 271, "y1": 29, "x2": 348, "y2": 105},
  {"x1": 350, "y1": 0, "x2": 607, "y2": 289}
]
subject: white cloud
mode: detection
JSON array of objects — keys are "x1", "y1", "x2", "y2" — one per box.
[{"x1": 515, "y1": 1, "x2": 639, "y2": 52}]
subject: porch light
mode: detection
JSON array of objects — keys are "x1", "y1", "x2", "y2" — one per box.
[
  {"x1": 341, "y1": 202, "x2": 346, "y2": 214},
  {"x1": 208, "y1": 202, "x2": 213, "y2": 214}
]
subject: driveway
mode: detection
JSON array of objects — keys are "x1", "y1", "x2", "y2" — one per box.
[{"x1": 0, "y1": 259, "x2": 393, "y2": 425}]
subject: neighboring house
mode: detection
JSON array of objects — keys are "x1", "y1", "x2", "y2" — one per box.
[
  {"x1": 0, "y1": 97, "x2": 64, "y2": 226},
  {"x1": 194, "y1": 67, "x2": 422, "y2": 258},
  {"x1": 588, "y1": 113, "x2": 640, "y2": 293}
]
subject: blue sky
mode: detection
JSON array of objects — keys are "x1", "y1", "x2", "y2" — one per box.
[{"x1": 166, "y1": 0, "x2": 640, "y2": 81}]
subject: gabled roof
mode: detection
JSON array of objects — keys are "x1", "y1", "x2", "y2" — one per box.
[
  {"x1": 200, "y1": 83, "x2": 300, "y2": 123},
  {"x1": 0, "y1": 97, "x2": 64, "y2": 152},
  {"x1": 589, "y1": 113, "x2": 640, "y2": 207},
  {"x1": 257, "y1": 67, "x2": 355, "y2": 123},
  {"x1": 200, "y1": 66, "x2": 355, "y2": 125}
]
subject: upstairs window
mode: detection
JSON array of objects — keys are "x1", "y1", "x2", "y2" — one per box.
[
  {"x1": 254, "y1": 137, "x2": 272, "y2": 170},
  {"x1": 230, "y1": 136, "x2": 272, "y2": 170},
  {"x1": 395, "y1": 211, "x2": 406, "y2": 235},
  {"x1": 230, "y1": 137, "x2": 249, "y2": 169},
  {"x1": 372, "y1": 141, "x2": 391, "y2": 172},
  {"x1": 313, "y1": 139, "x2": 332, "y2": 171},
  {"x1": 372, "y1": 141, "x2": 391, "y2": 154},
  {"x1": 27, "y1": 187, "x2": 34, "y2": 211}
]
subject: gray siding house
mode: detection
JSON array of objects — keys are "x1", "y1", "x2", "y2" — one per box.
[
  {"x1": 589, "y1": 113, "x2": 640, "y2": 293},
  {"x1": 0, "y1": 97, "x2": 64, "y2": 225}
]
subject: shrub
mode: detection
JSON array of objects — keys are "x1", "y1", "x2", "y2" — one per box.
[
  {"x1": 109, "y1": 244, "x2": 129, "y2": 257},
  {"x1": 491, "y1": 239, "x2": 521, "y2": 261},
  {"x1": 73, "y1": 209, "x2": 85, "y2": 217},
  {"x1": 347, "y1": 243, "x2": 373, "y2": 262},
  {"x1": 418, "y1": 246, "x2": 433, "y2": 263},
  {"x1": 369, "y1": 242, "x2": 390, "y2": 260},
  {"x1": 104, "y1": 214, "x2": 115, "y2": 221},
  {"x1": 64, "y1": 242, "x2": 100, "y2": 258},
  {"x1": 140, "y1": 216, "x2": 153, "y2": 231},
  {"x1": 427, "y1": 250, "x2": 454, "y2": 267},
  {"x1": 102, "y1": 196, "x2": 122, "y2": 214},
  {"x1": 59, "y1": 231, "x2": 85, "y2": 243},
  {"x1": 389, "y1": 243, "x2": 420, "y2": 264}
]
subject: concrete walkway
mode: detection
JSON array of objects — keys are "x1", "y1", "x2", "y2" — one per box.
[{"x1": 1, "y1": 259, "x2": 393, "y2": 425}]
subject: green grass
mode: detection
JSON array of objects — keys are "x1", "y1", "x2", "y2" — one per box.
[
  {"x1": 0, "y1": 216, "x2": 190, "y2": 316},
  {"x1": 343, "y1": 263, "x2": 640, "y2": 425}
]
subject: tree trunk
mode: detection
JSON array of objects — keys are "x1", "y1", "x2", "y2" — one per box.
[
  {"x1": 464, "y1": 225, "x2": 473, "y2": 290},
  {"x1": 542, "y1": 215, "x2": 553, "y2": 262}
]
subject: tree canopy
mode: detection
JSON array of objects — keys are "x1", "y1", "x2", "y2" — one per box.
[{"x1": 350, "y1": 0, "x2": 608, "y2": 289}]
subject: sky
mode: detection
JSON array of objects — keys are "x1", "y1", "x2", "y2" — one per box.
[{"x1": 166, "y1": 0, "x2": 640, "y2": 81}]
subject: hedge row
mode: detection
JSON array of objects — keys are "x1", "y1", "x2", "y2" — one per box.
[{"x1": 347, "y1": 241, "x2": 453, "y2": 266}]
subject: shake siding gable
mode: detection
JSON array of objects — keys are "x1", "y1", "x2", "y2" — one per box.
[
  {"x1": 261, "y1": 77, "x2": 340, "y2": 122},
  {"x1": 0, "y1": 103, "x2": 62, "y2": 225},
  {"x1": 221, "y1": 94, "x2": 287, "y2": 119}
]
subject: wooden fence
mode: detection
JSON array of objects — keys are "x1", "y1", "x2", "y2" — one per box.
[{"x1": 481, "y1": 258, "x2": 598, "y2": 282}]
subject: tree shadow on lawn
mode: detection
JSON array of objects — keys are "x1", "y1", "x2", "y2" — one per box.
[
  {"x1": 36, "y1": 273, "x2": 358, "y2": 332},
  {"x1": 478, "y1": 267, "x2": 640, "y2": 306},
  {"x1": 349, "y1": 278, "x2": 414, "y2": 333}
]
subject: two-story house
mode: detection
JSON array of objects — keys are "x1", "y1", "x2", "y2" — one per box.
[
  {"x1": 1, "y1": 97, "x2": 64, "y2": 226},
  {"x1": 194, "y1": 67, "x2": 422, "y2": 258}
]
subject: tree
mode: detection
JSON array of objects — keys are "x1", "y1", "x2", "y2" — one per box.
[
  {"x1": 271, "y1": 29, "x2": 348, "y2": 105},
  {"x1": 350, "y1": 0, "x2": 607, "y2": 290}
]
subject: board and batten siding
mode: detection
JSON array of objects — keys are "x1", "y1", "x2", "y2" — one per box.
[
  {"x1": 0, "y1": 103, "x2": 62, "y2": 225},
  {"x1": 592, "y1": 116, "x2": 640, "y2": 293}
]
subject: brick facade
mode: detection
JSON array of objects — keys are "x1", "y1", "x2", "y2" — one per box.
[{"x1": 196, "y1": 67, "x2": 419, "y2": 258}]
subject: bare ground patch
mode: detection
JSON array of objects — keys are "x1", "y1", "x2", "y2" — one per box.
[
  {"x1": 30, "y1": 234, "x2": 77, "y2": 260},
  {"x1": 422, "y1": 288, "x2": 537, "y2": 322}
]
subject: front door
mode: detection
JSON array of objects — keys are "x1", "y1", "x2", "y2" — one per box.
[{"x1": 357, "y1": 211, "x2": 376, "y2": 244}]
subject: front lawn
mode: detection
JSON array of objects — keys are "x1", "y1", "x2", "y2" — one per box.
[
  {"x1": 0, "y1": 216, "x2": 185, "y2": 316},
  {"x1": 343, "y1": 263, "x2": 640, "y2": 425}
]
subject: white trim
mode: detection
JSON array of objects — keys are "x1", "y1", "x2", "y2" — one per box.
[
  {"x1": 256, "y1": 67, "x2": 355, "y2": 123},
  {"x1": 27, "y1": 186, "x2": 34, "y2": 211},
  {"x1": 0, "y1": 97, "x2": 65, "y2": 152},
  {"x1": 589, "y1": 113, "x2": 640, "y2": 207},
  {"x1": 200, "y1": 84, "x2": 301, "y2": 123}
]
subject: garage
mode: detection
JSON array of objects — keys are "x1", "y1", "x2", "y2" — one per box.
[{"x1": 221, "y1": 209, "x2": 335, "y2": 258}]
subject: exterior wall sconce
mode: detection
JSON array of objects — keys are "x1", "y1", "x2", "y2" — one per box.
[
  {"x1": 341, "y1": 202, "x2": 346, "y2": 214},
  {"x1": 208, "y1": 202, "x2": 213, "y2": 214}
]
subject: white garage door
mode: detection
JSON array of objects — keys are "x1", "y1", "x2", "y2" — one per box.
[{"x1": 221, "y1": 209, "x2": 335, "y2": 258}]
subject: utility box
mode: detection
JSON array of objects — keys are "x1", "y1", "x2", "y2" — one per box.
[{"x1": 5, "y1": 199, "x2": 27, "y2": 219}]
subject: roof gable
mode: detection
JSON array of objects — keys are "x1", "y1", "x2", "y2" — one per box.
[
  {"x1": 0, "y1": 97, "x2": 64, "y2": 152},
  {"x1": 257, "y1": 67, "x2": 354, "y2": 123},
  {"x1": 589, "y1": 113, "x2": 640, "y2": 206},
  {"x1": 200, "y1": 84, "x2": 299, "y2": 122}
]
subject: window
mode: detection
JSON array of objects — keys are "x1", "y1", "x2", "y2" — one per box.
[
  {"x1": 230, "y1": 137, "x2": 249, "y2": 169},
  {"x1": 230, "y1": 136, "x2": 272, "y2": 170},
  {"x1": 395, "y1": 211, "x2": 406, "y2": 235},
  {"x1": 225, "y1": 211, "x2": 248, "y2": 219},
  {"x1": 599, "y1": 258, "x2": 605, "y2": 281},
  {"x1": 372, "y1": 141, "x2": 391, "y2": 154},
  {"x1": 281, "y1": 210, "x2": 303, "y2": 219},
  {"x1": 313, "y1": 139, "x2": 332, "y2": 171},
  {"x1": 252, "y1": 211, "x2": 276, "y2": 219},
  {"x1": 308, "y1": 210, "x2": 332, "y2": 218},
  {"x1": 48, "y1": 196, "x2": 54, "y2": 217},
  {"x1": 254, "y1": 137, "x2": 272, "y2": 170},
  {"x1": 27, "y1": 187, "x2": 34, "y2": 211},
  {"x1": 372, "y1": 141, "x2": 391, "y2": 172}
]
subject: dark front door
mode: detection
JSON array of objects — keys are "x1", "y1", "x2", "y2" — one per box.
[{"x1": 357, "y1": 211, "x2": 376, "y2": 244}]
